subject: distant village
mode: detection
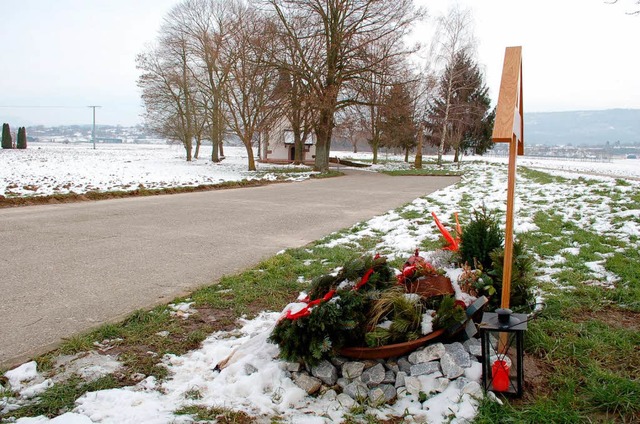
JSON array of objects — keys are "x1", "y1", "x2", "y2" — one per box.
[
  {"x1": 23, "y1": 124, "x2": 640, "y2": 161},
  {"x1": 489, "y1": 142, "x2": 639, "y2": 161},
  {"x1": 24, "y1": 124, "x2": 163, "y2": 145}
]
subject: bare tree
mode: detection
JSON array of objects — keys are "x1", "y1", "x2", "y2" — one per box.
[
  {"x1": 429, "y1": 7, "x2": 475, "y2": 165},
  {"x1": 267, "y1": 0, "x2": 422, "y2": 172},
  {"x1": 137, "y1": 30, "x2": 197, "y2": 161},
  {"x1": 274, "y1": 28, "x2": 316, "y2": 165},
  {"x1": 350, "y1": 38, "x2": 406, "y2": 164},
  {"x1": 412, "y1": 70, "x2": 437, "y2": 169},
  {"x1": 334, "y1": 110, "x2": 368, "y2": 154},
  {"x1": 173, "y1": 0, "x2": 235, "y2": 162},
  {"x1": 223, "y1": 4, "x2": 282, "y2": 171},
  {"x1": 138, "y1": 0, "x2": 237, "y2": 163}
]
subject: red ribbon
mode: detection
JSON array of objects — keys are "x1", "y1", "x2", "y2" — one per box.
[
  {"x1": 285, "y1": 289, "x2": 337, "y2": 320},
  {"x1": 285, "y1": 306, "x2": 311, "y2": 320},
  {"x1": 354, "y1": 268, "x2": 375, "y2": 290},
  {"x1": 284, "y1": 264, "x2": 378, "y2": 321}
]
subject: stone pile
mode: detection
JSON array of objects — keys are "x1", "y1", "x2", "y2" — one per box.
[{"x1": 285, "y1": 338, "x2": 484, "y2": 407}]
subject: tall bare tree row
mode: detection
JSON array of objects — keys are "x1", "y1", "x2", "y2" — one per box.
[
  {"x1": 137, "y1": 0, "x2": 313, "y2": 169},
  {"x1": 138, "y1": 0, "x2": 492, "y2": 171},
  {"x1": 223, "y1": 3, "x2": 282, "y2": 171}
]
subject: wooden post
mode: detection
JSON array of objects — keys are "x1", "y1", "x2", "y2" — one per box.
[{"x1": 491, "y1": 46, "x2": 524, "y2": 310}]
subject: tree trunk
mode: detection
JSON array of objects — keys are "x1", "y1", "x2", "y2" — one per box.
[
  {"x1": 182, "y1": 52, "x2": 194, "y2": 163},
  {"x1": 438, "y1": 121, "x2": 448, "y2": 166},
  {"x1": 372, "y1": 140, "x2": 378, "y2": 164},
  {"x1": 194, "y1": 137, "x2": 201, "y2": 159},
  {"x1": 404, "y1": 147, "x2": 409, "y2": 163},
  {"x1": 414, "y1": 125, "x2": 423, "y2": 169},
  {"x1": 438, "y1": 71, "x2": 454, "y2": 166},
  {"x1": 453, "y1": 147, "x2": 459, "y2": 163},
  {"x1": 313, "y1": 109, "x2": 333, "y2": 172},
  {"x1": 219, "y1": 141, "x2": 225, "y2": 158},
  {"x1": 243, "y1": 140, "x2": 256, "y2": 171},
  {"x1": 211, "y1": 135, "x2": 220, "y2": 162},
  {"x1": 185, "y1": 139, "x2": 193, "y2": 162},
  {"x1": 352, "y1": 141, "x2": 358, "y2": 153},
  {"x1": 210, "y1": 107, "x2": 221, "y2": 162}
]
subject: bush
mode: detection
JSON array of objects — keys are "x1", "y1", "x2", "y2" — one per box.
[
  {"x1": 459, "y1": 206, "x2": 503, "y2": 271},
  {"x1": 2, "y1": 123, "x2": 12, "y2": 149},
  {"x1": 17, "y1": 127, "x2": 27, "y2": 149},
  {"x1": 488, "y1": 238, "x2": 536, "y2": 312}
]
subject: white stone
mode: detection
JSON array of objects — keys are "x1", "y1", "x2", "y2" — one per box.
[
  {"x1": 441, "y1": 352, "x2": 465, "y2": 379},
  {"x1": 361, "y1": 363, "x2": 385, "y2": 387},
  {"x1": 462, "y1": 381, "x2": 483, "y2": 398},
  {"x1": 409, "y1": 362, "x2": 440, "y2": 376},
  {"x1": 311, "y1": 360, "x2": 338, "y2": 386},
  {"x1": 337, "y1": 393, "x2": 356, "y2": 409},
  {"x1": 293, "y1": 374, "x2": 322, "y2": 394},
  {"x1": 321, "y1": 389, "x2": 338, "y2": 401},
  {"x1": 342, "y1": 361, "x2": 365, "y2": 379},
  {"x1": 395, "y1": 371, "x2": 407, "y2": 388},
  {"x1": 435, "y1": 377, "x2": 451, "y2": 393},
  {"x1": 416, "y1": 343, "x2": 446, "y2": 363},
  {"x1": 404, "y1": 376, "x2": 422, "y2": 397}
]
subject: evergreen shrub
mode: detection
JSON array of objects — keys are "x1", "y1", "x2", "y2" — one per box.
[
  {"x1": 17, "y1": 127, "x2": 27, "y2": 149},
  {"x1": 488, "y1": 239, "x2": 536, "y2": 312},
  {"x1": 459, "y1": 206, "x2": 503, "y2": 270},
  {"x1": 2, "y1": 123, "x2": 12, "y2": 149}
]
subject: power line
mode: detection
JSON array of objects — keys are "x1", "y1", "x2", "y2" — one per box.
[{"x1": 0, "y1": 105, "x2": 91, "y2": 109}]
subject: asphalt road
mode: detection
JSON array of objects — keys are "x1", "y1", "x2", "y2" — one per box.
[{"x1": 0, "y1": 170, "x2": 459, "y2": 368}]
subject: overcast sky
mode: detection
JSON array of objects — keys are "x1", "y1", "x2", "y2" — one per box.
[{"x1": 0, "y1": 0, "x2": 638, "y2": 126}]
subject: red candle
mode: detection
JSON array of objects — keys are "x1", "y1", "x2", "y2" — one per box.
[{"x1": 492, "y1": 359, "x2": 510, "y2": 392}]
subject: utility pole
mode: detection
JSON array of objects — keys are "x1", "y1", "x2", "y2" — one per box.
[{"x1": 88, "y1": 105, "x2": 101, "y2": 149}]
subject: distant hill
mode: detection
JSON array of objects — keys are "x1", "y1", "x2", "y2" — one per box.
[{"x1": 525, "y1": 109, "x2": 640, "y2": 146}]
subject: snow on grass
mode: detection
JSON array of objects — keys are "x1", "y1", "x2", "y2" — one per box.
[
  {"x1": 480, "y1": 155, "x2": 640, "y2": 180},
  {"x1": 320, "y1": 154, "x2": 640, "y2": 291},
  {"x1": 0, "y1": 143, "x2": 315, "y2": 197},
  {"x1": 3, "y1": 151, "x2": 639, "y2": 423},
  {"x1": 4, "y1": 313, "x2": 485, "y2": 424}
]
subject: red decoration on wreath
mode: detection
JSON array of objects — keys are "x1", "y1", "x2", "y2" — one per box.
[
  {"x1": 284, "y1": 260, "x2": 381, "y2": 321},
  {"x1": 454, "y1": 299, "x2": 467, "y2": 310},
  {"x1": 397, "y1": 249, "x2": 439, "y2": 285}
]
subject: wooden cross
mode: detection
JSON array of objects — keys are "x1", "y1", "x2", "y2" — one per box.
[{"x1": 491, "y1": 46, "x2": 524, "y2": 310}]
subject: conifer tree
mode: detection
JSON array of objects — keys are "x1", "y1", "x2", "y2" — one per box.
[
  {"x1": 17, "y1": 127, "x2": 27, "y2": 149},
  {"x1": 2, "y1": 123, "x2": 13, "y2": 149},
  {"x1": 380, "y1": 83, "x2": 416, "y2": 162},
  {"x1": 427, "y1": 51, "x2": 491, "y2": 162}
]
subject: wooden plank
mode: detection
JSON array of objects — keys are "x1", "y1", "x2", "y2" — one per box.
[
  {"x1": 491, "y1": 46, "x2": 524, "y2": 310},
  {"x1": 492, "y1": 46, "x2": 523, "y2": 144},
  {"x1": 501, "y1": 135, "x2": 518, "y2": 310}
]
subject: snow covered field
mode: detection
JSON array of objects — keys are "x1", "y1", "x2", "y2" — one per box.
[
  {"x1": 2, "y1": 142, "x2": 637, "y2": 199},
  {"x1": 334, "y1": 150, "x2": 640, "y2": 180},
  {"x1": 2, "y1": 144, "x2": 639, "y2": 423},
  {"x1": 479, "y1": 155, "x2": 640, "y2": 180},
  {"x1": 0, "y1": 143, "x2": 313, "y2": 198}
]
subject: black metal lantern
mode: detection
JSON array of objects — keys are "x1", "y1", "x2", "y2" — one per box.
[{"x1": 479, "y1": 308, "x2": 528, "y2": 397}]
